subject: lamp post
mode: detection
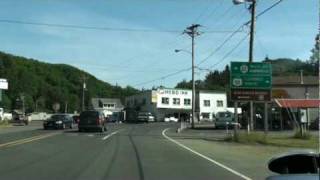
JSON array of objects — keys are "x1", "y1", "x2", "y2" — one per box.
[
  {"x1": 175, "y1": 49, "x2": 193, "y2": 129},
  {"x1": 233, "y1": 0, "x2": 256, "y2": 133}
]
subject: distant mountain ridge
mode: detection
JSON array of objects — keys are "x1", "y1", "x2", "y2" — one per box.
[{"x1": 0, "y1": 51, "x2": 138, "y2": 113}]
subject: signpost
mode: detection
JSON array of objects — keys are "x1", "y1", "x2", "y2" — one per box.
[{"x1": 230, "y1": 62, "x2": 272, "y2": 134}]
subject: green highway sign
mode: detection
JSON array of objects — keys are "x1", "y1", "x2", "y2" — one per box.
[{"x1": 230, "y1": 62, "x2": 272, "y2": 89}]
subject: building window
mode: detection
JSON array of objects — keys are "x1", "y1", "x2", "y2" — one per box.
[
  {"x1": 104, "y1": 104, "x2": 115, "y2": 109},
  {"x1": 217, "y1": 100, "x2": 223, "y2": 107},
  {"x1": 162, "y1": 97, "x2": 169, "y2": 104},
  {"x1": 173, "y1": 98, "x2": 180, "y2": 105},
  {"x1": 204, "y1": 100, "x2": 210, "y2": 107},
  {"x1": 184, "y1": 98, "x2": 191, "y2": 105},
  {"x1": 202, "y1": 113, "x2": 210, "y2": 119}
]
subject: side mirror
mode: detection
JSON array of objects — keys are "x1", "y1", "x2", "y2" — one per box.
[{"x1": 268, "y1": 151, "x2": 319, "y2": 174}]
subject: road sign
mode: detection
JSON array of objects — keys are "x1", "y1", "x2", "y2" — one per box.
[
  {"x1": 231, "y1": 89, "x2": 271, "y2": 102},
  {"x1": 0, "y1": 79, "x2": 8, "y2": 90},
  {"x1": 230, "y1": 62, "x2": 272, "y2": 89},
  {"x1": 230, "y1": 62, "x2": 272, "y2": 102}
]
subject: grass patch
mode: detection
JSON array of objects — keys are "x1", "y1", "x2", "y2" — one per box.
[
  {"x1": 0, "y1": 120, "x2": 11, "y2": 127},
  {"x1": 292, "y1": 130, "x2": 312, "y2": 140},
  {"x1": 225, "y1": 132, "x2": 267, "y2": 144},
  {"x1": 225, "y1": 131, "x2": 318, "y2": 149}
]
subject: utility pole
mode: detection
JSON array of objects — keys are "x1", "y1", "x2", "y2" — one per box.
[
  {"x1": 248, "y1": 0, "x2": 256, "y2": 132},
  {"x1": 81, "y1": 75, "x2": 87, "y2": 112},
  {"x1": 184, "y1": 24, "x2": 201, "y2": 129}
]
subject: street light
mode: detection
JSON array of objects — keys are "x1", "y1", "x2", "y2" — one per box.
[
  {"x1": 233, "y1": 0, "x2": 256, "y2": 63},
  {"x1": 174, "y1": 49, "x2": 191, "y2": 54},
  {"x1": 175, "y1": 48, "x2": 195, "y2": 129},
  {"x1": 233, "y1": 0, "x2": 256, "y2": 133}
]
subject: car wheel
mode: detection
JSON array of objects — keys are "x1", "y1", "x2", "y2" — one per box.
[
  {"x1": 70, "y1": 124, "x2": 73, "y2": 129},
  {"x1": 44, "y1": 126, "x2": 47, "y2": 130}
]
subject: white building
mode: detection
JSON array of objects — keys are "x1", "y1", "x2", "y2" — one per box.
[
  {"x1": 91, "y1": 98, "x2": 125, "y2": 119},
  {"x1": 125, "y1": 88, "x2": 229, "y2": 122},
  {"x1": 196, "y1": 90, "x2": 227, "y2": 121}
]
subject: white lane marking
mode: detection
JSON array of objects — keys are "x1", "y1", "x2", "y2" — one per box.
[
  {"x1": 87, "y1": 134, "x2": 94, "y2": 137},
  {"x1": 102, "y1": 130, "x2": 121, "y2": 140},
  {"x1": 162, "y1": 128, "x2": 252, "y2": 180}
]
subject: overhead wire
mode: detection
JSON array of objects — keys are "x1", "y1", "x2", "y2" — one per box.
[
  {"x1": 197, "y1": 0, "x2": 284, "y2": 67},
  {"x1": 0, "y1": 19, "x2": 238, "y2": 34},
  {"x1": 131, "y1": 0, "x2": 284, "y2": 88}
]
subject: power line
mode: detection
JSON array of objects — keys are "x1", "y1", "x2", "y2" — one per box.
[
  {"x1": 132, "y1": 67, "x2": 191, "y2": 87},
  {"x1": 207, "y1": 33, "x2": 249, "y2": 70},
  {"x1": 0, "y1": 19, "x2": 238, "y2": 34},
  {"x1": 131, "y1": 0, "x2": 284, "y2": 87},
  {"x1": 197, "y1": 0, "x2": 284, "y2": 66}
]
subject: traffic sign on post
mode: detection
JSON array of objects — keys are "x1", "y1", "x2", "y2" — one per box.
[{"x1": 230, "y1": 62, "x2": 272, "y2": 101}]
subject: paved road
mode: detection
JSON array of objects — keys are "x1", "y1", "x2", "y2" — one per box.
[{"x1": 0, "y1": 122, "x2": 250, "y2": 180}]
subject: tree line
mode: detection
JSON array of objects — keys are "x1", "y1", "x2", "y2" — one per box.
[{"x1": 0, "y1": 52, "x2": 139, "y2": 113}]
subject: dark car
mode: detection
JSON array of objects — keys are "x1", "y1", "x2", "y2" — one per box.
[
  {"x1": 78, "y1": 111, "x2": 107, "y2": 132},
  {"x1": 43, "y1": 114, "x2": 73, "y2": 130}
]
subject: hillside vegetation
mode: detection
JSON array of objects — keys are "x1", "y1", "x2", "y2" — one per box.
[{"x1": 0, "y1": 52, "x2": 138, "y2": 113}]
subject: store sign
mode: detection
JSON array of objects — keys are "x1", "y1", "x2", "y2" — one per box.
[
  {"x1": 158, "y1": 89, "x2": 189, "y2": 96},
  {"x1": 231, "y1": 89, "x2": 271, "y2": 101}
]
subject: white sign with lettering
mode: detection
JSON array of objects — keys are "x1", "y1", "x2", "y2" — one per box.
[{"x1": 0, "y1": 79, "x2": 8, "y2": 90}]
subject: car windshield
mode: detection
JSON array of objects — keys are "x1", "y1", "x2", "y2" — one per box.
[
  {"x1": 50, "y1": 115, "x2": 67, "y2": 120},
  {"x1": 0, "y1": 1, "x2": 319, "y2": 180},
  {"x1": 218, "y1": 112, "x2": 232, "y2": 118},
  {"x1": 80, "y1": 111, "x2": 98, "y2": 118}
]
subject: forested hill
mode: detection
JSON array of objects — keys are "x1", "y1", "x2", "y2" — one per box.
[{"x1": 0, "y1": 52, "x2": 138, "y2": 113}]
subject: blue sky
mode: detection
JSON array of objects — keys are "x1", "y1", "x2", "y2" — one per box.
[{"x1": 0, "y1": 0, "x2": 318, "y2": 89}]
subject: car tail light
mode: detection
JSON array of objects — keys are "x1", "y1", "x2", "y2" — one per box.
[{"x1": 97, "y1": 118, "x2": 102, "y2": 125}]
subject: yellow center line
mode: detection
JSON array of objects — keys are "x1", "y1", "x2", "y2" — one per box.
[{"x1": 0, "y1": 132, "x2": 60, "y2": 148}]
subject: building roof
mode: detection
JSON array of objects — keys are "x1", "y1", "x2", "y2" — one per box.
[
  {"x1": 198, "y1": 90, "x2": 226, "y2": 94},
  {"x1": 275, "y1": 99, "x2": 320, "y2": 108},
  {"x1": 91, "y1": 98, "x2": 124, "y2": 109},
  {"x1": 272, "y1": 76, "x2": 318, "y2": 86}
]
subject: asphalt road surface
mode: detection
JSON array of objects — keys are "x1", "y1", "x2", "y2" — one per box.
[{"x1": 0, "y1": 122, "x2": 252, "y2": 180}]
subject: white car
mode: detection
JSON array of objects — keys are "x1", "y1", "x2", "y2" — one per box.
[{"x1": 164, "y1": 116, "x2": 178, "y2": 122}]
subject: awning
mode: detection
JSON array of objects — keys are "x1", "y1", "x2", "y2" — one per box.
[{"x1": 275, "y1": 99, "x2": 320, "y2": 108}]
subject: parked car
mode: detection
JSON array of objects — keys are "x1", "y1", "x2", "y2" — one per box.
[
  {"x1": 137, "y1": 112, "x2": 155, "y2": 123},
  {"x1": 12, "y1": 110, "x2": 28, "y2": 125},
  {"x1": 43, "y1": 114, "x2": 73, "y2": 129},
  {"x1": 78, "y1": 110, "x2": 107, "y2": 132},
  {"x1": 164, "y1": 115, "x2": 178, "y2": 122},
  {"x1": 214, "y1": 111, "x2": 240, "y2": 129}
]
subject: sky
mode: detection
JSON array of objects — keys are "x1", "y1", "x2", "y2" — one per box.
[{"x1": 0, "y1": 0, "x2": 318, "y2": 89}]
